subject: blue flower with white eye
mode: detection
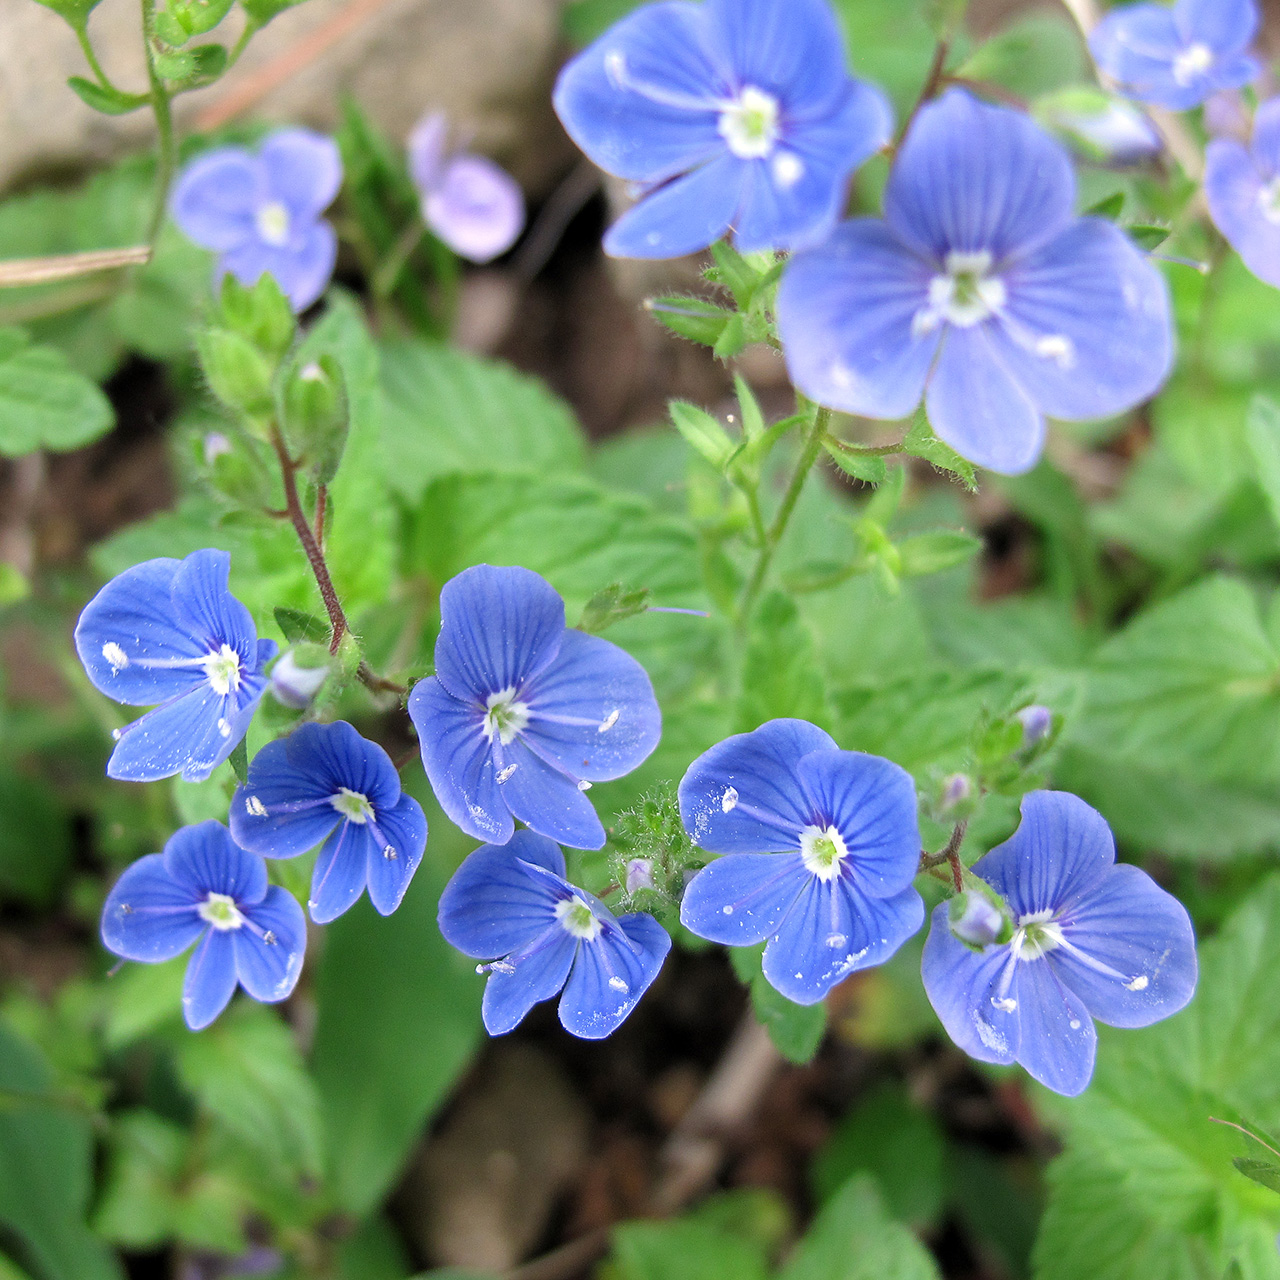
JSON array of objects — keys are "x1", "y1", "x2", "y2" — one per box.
[
  {"x1": 678, "y1": 719, "x2": 924, "y2": 1006},
  {"x1": 229, "y1": 721, "x2": 428, "y2": 924},
  {"x1": 171, "y1": 129, "x2": 342, "y2": 312},
  {"x1": 101, "y1": 821, "x2": 306, "y2": 1031},
  {"x1": 74, "y1": 549, "x2": 276, "y2": 783},
  {"x1": 552, "y1": 0, "x2": 891, "y2": 259},
  {"x1": 1090, "y1": 0, "x2": 1258, "y2": 112},
  {"x1": 407, "y1": 564, "x2": 661, "y2": 851},
  {"x1": 776, "y1": 89, "x2": 1173, "y2": 475},
  {"x1": 920, "y1": 791, "x2": 1197, "y2": 1098},
  {"x1": 438, "y1": 830, "x2": 671, "y2": 1038},
  {"x1": 1206, "y1": 98, "x2": 1280, "y2": 289}
]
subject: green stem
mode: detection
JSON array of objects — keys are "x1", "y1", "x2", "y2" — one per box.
[
  {"x1": 736, "y1": 405, "x2": 830, "y2": 626},
  {"x1": 373, "y1": 220, "x2": 427, "y2": 300},
  {"x1": 225, "y1": 20, "x2": 257, "y2": 71},
  {"x1": 74, "y1": 24, "x2": 116, "y2": 91},
  {"x1": 140, "y1": 0, "x2": 177, "y2": 248}
]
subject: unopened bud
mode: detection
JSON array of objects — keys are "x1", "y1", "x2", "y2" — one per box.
[
  {"x1": 282, "y1": 354, "x2": 348, "y2": 484},
  {"x1": 203, "y1": 432, "x2": 232, "y2": 466},
  {"x1": 1037, "y1": 88, "x2": 1162, "y2": 166},
  {"x1": 948, "y1": 891, "x2": 1005, "y2": 948},
  {"x1": 270, "y1": 648, "x2": 329, "y2": 709},
  {"x1": 1017, "y1": 705, "x2": 1052, "y2": 748},
  {"x1": 941, "y1": 773, "x2": 972, "y2": 811},
  {"x1": 625, "y1": 858, "x2": 655, "y2": 894}
]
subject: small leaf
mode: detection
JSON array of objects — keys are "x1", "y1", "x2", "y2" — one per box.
[
  {"x1": 647, "y1": 296, "x2": 734, "y2": 347},
  {"x1": 903, "y1": 416, "x2": 977, "y2": 489},
  {"x1": 274, "y1": 607, "x2": 330, "y2": 644},
  {"x1": 669, "y1": 400, "x2": 734, "y2": 469},
  {"x1": 1124, "y1": 221, "x2": 1171, "y2": 251},
  {"x1": 1084, "y1": 191, "x2": 1125, "y2": 220},
  {"x1": 1232, "y1": 1157, "x2": 1280, "y2": 1195},
  {"x1": 0, "y1": 327, "x2": 114, "y2": 455},
  {"x1": 66, "y1": 77, "x2": 150, "y2": 115},
  {"x1": 578, "y1": 583, "x2": 652, "y2": 634},
  {"x1": 730, "y1": 945, "x2": 826, "y2": 1065},
  {"x1": 824, "y1": 440, "x2": 888, "y2": 485},
  {"x1": 896, "y1": 530, "x2": 983, "y2": 576}
]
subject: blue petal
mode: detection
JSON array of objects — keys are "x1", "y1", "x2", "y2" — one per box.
[
  {"x1": 1174, "y1": 0, "x2": 1257, "y2": 52},
  {"x1": 409, "y1": 676, "x2": 513, "y2": 845},
  {"x1": 732, "y1": 81, "x2": 892, "y2": 255},
  {"x1": 678, "y1": 719, "x2": 838, "y2": 853},
  {"x1": 163, "y1": 821, "x2": 268, "y2": 904},
  {"x1": 920, "y1": 904, "x2": 1019, "y2": 1065},
  {"x1": 101, "y1": 854, "x2": 204, "y2": 962},
  {"x1": 553, "y1": 1, "x2": 725, "y2": 185},
  {"x1": 220, "y1": 220, "x2": 337, "y2": 314},
  {"x1": 170, "y1": 550, "x2": 258, "y2": 664},
  {"x1": 1050, "y1": 864, "x2": 1197, "y2": 1029},
  {"x1": 1089, "y1": 6, "x2": 1184, "y2": 104},
  {"x1": 974, "y1": 791, "x2": 1116, "y2": 921},
  {"x1": 182, "y1": 929, "x2": 239, "y2": 1030},
  {"x1": 1005, "y1": 957, "x2": 1096, "y2": 1097},
  {"x1": 761, "y1": 878, "x2": 923, "y2": 1005},
  {"x1": 885, "y1": 89, "x2": 1074, "y2": 262},
  {"x1": 75, "y1": 557, "x2": 207, "y2": 705},
  {"x1": 604, "y1": 152, "x2": 744, "y2": 259},
  {"x1": 364, "y1": 795, "x2": 429, "y2": 917},
  {"x1": 1249, "y1": 97, "x2": 1280, "y2": 176},
  {"x1": 437, "y1": 835, "x2": 566, "y2": 959},
  {"x1": 233, "y1": 886, "x2": 307, "y2": 1005},
  {"x1": 777, "y1": 219, "x2": 938, "y2": 421},
  {"x1": 260, "y1": 129, "x2": 343, "y2": 220},
  {"x1": 426, "y1": 155, "x2": 526, "y2": 264},
  {"x1": 924, "y1": 324, "x2": 1045, "y2": 475},
  {"x1": 559, "y1": 912, "x2": 672, "y2": 1039},
  {"x1": 795, "y1": 749, "x2": 920, "y2": 898},
  {"x1": 171, "y1": 148, "x2": 260, "y2": 251},
  {"x1": 1207, "y1": 136, "x2": 1280, "y2": 288},
  {"x1": 308, "y1": 822, "x2": 371, "y2": 924},
  {"x1": 482, "y1": 929, "x2": 578, "y2": 1035},
  {"x1": 433, "y1": 564, "x2": 566, "y2": 702},
  {"x1": 521, "y1": 629, "x2": 661, "y2": 782},
  {"x1": 679, "y1": 851, "x2": 809, "y2": 945},
  {"x1": 498, "y1": 739, "x2": 607, "y2": 850},
  {"x1": 992, "y1": 218, "x2": 1172, "y2": 423}
]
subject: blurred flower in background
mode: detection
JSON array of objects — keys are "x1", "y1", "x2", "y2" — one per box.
[{"x1": 1207, "y1": 97, "x2": 1280, "y2": 288}]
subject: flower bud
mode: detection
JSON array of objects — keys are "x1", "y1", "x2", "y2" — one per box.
[
  {"x1": 196, "y1": 327, "x2": 275, "y2": 420},
  {"x1": 1017, "y1": 705, "x2": 1052, "y2": 748},
  {"x1": 940, "y1": 773, "x2": 972, "y2": 811},
  {"x1": 281, "y1": 355, "x2": 348, "y2": 484},
  {"x1": 625, "y1": 858, "x2": 655, "y2": 894},
  {"x1": 203, "y1": 432, "x2": 232, "y2": 466},
  {"x1": 948, "y1": 890, "x2": 1006, "y2": 948},
  {"x1": 1037, "y1": 88, "x2": 1162, "y2": 166},
  {"x1": 270, "y1": 647, "x2": 329, "y2": 709}
]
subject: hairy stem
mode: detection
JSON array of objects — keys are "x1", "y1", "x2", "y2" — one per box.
[{"x1": 140, "y1": 0, "x2": 177, "y2": 248}]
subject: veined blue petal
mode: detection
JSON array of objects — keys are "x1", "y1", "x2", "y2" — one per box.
[
  {"x1": 163, "y1": 821, "x2": 268, "y2": 905},
  {"x1": 171, "y1": 148, "x2": 261, "y2": 251},
  {"x1": 924, "y1": 323, "x2": 1045, "y2": 475},
  {"x1": 795, "y1": 749, "x2": 920, "y2": 898},
  {"x1": 778, "y1": 219, "x2": 938, "y2": 421},
  {"x1": 1004, "y1": 958, "x2": 1096, "y2": 1097},
  {"x1": 1051, "y1": 864, "x2": 1197, "y2": 1028},
  {"x1": 410, "y1": 676, "x2": 513, "y2": 845},
  {"x1": 604, "y1": 152, "x2": 745, "y2": 258},
  {"x1": 679, "y1": 851, "x2": 809, "y2": 945},
  {"x1": 260, "y1": 129, "x2": 343, "y2": 221},
  {"x1": 182, "y1": 929, "x2": 239, "y2": 1030},
  {"x1": 553, "y1": 1, "x2": 726, "y2": 185},
  {"x1": 522, "y1": 629, "x2": 661, "y2": 782},
  {"x1": 308, "y1": 822, "x2": 370, "y2": 924},
  {"x1": 482, "y1": 929, "x2": 578, "y2": 1035},
  {"x1": 886, "y1": 89, "x2": 1075, "y2": 262},
  {"x1": 220, "y1": 221, "x2": 337, "y2": 314},
  {"x1": 437, "y1": 835, "x2": 566, "y2": 959},
  {"x1": 993, "y1": 218, "x2": 1172, "y2": 423},
  {"x1": 101, "y1": 854, "x2": 204, "y2": 962},
  {"x1": 433, "y1": 564, "x2": 566, "y2": 702},
  {"x1": 498, "y1": 739, "x2": 607, "y2": 850},
  {"x1": 363, "y1": 795, "x2": 428, "y2": 916},
  {"x1": 761, "y1": 879, "x2": 923, "y2": 1005},
  {"x1": 233, "y1": 886, "x2": 307, "y2": 1005},
  {"x1": 678, "y1": 719, "x2": 837, "y2": 854},
  {"x1": 170, "y1": 549, "x2": 258, "y2": 664},
  {"x1": 559, "y1": 912, "x2": 671, "y2": 1039},
  {"x1": 1174, "y1": 0, "x2": 1258, "y2": 53},
  {"x1": 1207, "y1": 134, "x2": 1280, "y2": 288}
]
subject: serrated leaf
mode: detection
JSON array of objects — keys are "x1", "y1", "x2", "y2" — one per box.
[{"x1": 0, "y1": 327, "x2": 113, "y2": 455}]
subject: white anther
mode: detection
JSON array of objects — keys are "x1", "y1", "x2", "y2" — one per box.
[
  {"x1": 608, "y1": 976, "x2": 629, "y2": 993},
  {"x1": 598, "y1": 709, "x2": 620, "y2": 733},
  {"x1": 383, "y1": 846, "x2": 398, "y2": 860},
  {"x1": 496, "y1": 764, "x2": 518, "y2": 784},
  {"x1": 721, "y1": 786, "x2": 739, "y2": 814},
  {"x1": 102, "y1": 642, "x2": 130, "y2": 672},
  {"x1": 1125, "y1": 974, "x2": 1149, "y2": 992},
  {"x1": 577, "y1": 779, "x2": 593, "y2": 791},
  {"x1": 246, "y1": 795, "x2": 268, "y2": 818}
]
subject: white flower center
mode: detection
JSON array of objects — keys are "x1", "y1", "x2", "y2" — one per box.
[
  {"x1": 915, "y1": 250, "x2": 1007, "y2": 337},
  {"x1": 482, "y1": 687, "x2": 531, "y2": 745},
  {"x1": 555, "y1": 896, "x2": 603, "y2": 941},
  {"x1": 331, "y1": 787, "x2": 374, "y2": 823},
  {"x1": 1172, "y1": 41, "x2": 1213, "y2": 86},
  {"x1": 1258, "y1": 178, "x2": 1280, "y2": 226},
  {"x1": 198, "y1": 891, "x2": 245, "y2": 931},
  {"x1": 256, "y1": 200, "x2": 291, "y2": 246},
  {"x1": 799, "y1": 823, "x2": 848, "y2": 882},
  {"x1": 202, "y1": 644, "x2": 242, "y2": 697},
  {"x1": 719, "y1": 86, "x2": 780, "y2": 159},
  {"x1": 1010, "y1": 909, "x2": 1065, "y2": 961}
]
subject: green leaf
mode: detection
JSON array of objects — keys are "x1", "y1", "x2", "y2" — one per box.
[
  {"x1": 274, "y1": 606, "x2": 330, "y2": 644},
  {"x1": 166, "y1": 0, "x2": 236, "y2": 37},
  {"x1": 1234, "y1": 1159, "x2": 1280, "y2": 1196},
  {"x1": 1247, "y1": 394, "x2": 1280, "y2": 530},
  {"x1": 0, "y1": 563, "x2": 29, "y2": 606},
  {"x1": 738, "y1": 591, "x2": 829, "y2": 732},
  {"x1": 65, "y1": 77, "x2": 149, "y2": 114},
  {"x1": 238, "y1": 0, "x2": 304, "y2": 26},
  {"x1": 953, "y1": 12, "x2": 1084, "y2": 98},
  {"x1": 378, "y1": 337, "x2": 584, "y2": 500},
  {"x1": 578, "y1": 583, "x2": 652, "y2": 634},
  {"x1": 0, "y1": 768, "x2": 72, "y2": 907},
  {"x1": 669, "y1": 400, "x2": 735, "y2": 469},
  {"x1": 729, "y1": 944, "x2": 826, "y2": 1065},
  {"x1": 647, "y1": 296, "x2": 735, "y2": 348},
  {"x1": 824, "y1": 440, "x2": 888, "y2": 485},
  {"x1": 31, "y1": 0, "x2": 102, "y2": 26},
  {"x1": 779, "y1": 1173, "x2": 941, "y2": 1280},
  {"x1": 610, "y1": 1216, "x2": 771, "y2": 1280},
  {"x1": 0, "y1": 328, "x2": 114, "y2": 455},
  {"x1": 1084, "y1": 191, "x2": 1126, "y2": 220},
  {"x1": 562, "y1": 0, "x2": 643, "y2": 43},
  {"x1": 896, "y1": 530, "x2": 983, "y2": 577},
  {"x1": 902, "y1": 416, "x2": 977, "y2": 490},
  {"x1": 1034, "y1": 876, "x2": 1280, "y2": 1280},
  {"x1": 1125, "y1": 221, "x2": 1172, "y2": 251},
  {"x1": 102, "y1": 958, "x2": 186, "y2": 1051}
]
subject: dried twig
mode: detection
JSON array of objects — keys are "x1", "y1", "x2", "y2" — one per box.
[{"x1": 0, "y1": 246, "x2": 151, "y2": 289}]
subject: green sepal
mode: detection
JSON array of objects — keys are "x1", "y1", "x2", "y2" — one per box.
[
  {"x1": 280, "y1": 354, "x2": 348, "y2": 484},
  {"x1": 238, "y1": 0, "x2": 302, "y2": 29},
  {"x1": 66, "y1": 77, "x2": 150, "y2": 115},
  {"x1": 1124, "y1": 221, "x2": 1171, "y2": 251},
  {"x1": 824, "y1": 439, "x2": 888, "y2": 485},
  {"x1": 31, "y1": 0, "x2": 102, "y2": 25},
  {"x1": 712, "y1": 311, "x2": 748, "y2": 360},
  {"x1": 1084, "y1": 191, "x2": 1125, "y2": 220},
  {"x1": 647, "y1": 296, "x2": 735, "y2": 347},
  {"x1": 196, "y1": 327, "x2": 275, "y2": 419},
  {"x1": 578, "y1": 583, "x2": 652, "y2": 634},
  {"x1": 1233, "y1": 1158, "x2": 1280, "y2": 1195},
  {"x1": 903, "y1": 415, "x2": 977, "y2": 489},
  {"x1": 218, "y1": 274, "x2": 296, "y2": 363},
  {"x1": 227, "y1": 738, "x2": 249, "y2": 784},
  {"x1": 163, "y1": 0, "x2": 236, "y2": 39},
  {"x1": 274, "y1": 607, "x2": 330, "y2": 645},
  {"x1": 706, "y1": 240, "x2": 760, "y2": 308},
  {"x1": 154, "y1": 42, "x2": 226, "y2": 88}
]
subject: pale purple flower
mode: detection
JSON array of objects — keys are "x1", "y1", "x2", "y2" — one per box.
[{"x1": 1206, "y1": 98, "x2": 1280, "y2": 289}]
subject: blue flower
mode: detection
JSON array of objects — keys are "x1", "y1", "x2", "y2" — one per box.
[
  {"x1": 407, "y1": 565, "x2": 661, "y2": 851},
  {"x1": 677, "y1": 719, "x2": 924, "y2": 1005},
  {"x1": 74, "y1": 549, "x2": 276, "y2": 783},
  {"x1": 229, "y1": 721, "x2": 428, "y2": 924},
  {"x1": 408, "y1": 111, "x2": 525, "y2": 263},
  {"x1": 1206, "y1": 98, "x2": 1280, "y2": 289},
  {"x1": 552, "y1": 0, "x2": 891, "y2": 259},
  {"x1": 171, "y1": 129, "x2": 343, "y2": 312},
  {"x1": 1090, "y1": 0, "x2": 1258, "y2": 112},
  {"x1": 101, "y1": 821, "x2": 306, "y2": 1031},
  {"x1": 438, "y1": 830, "x2": 671, "y2": 1038},
  {"x1": 776, "y1": 89, "x2": 1173, "y2": 475},
  {"x1": 920, "y1": 791, "x2": 1197, "y2": 1097}
]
